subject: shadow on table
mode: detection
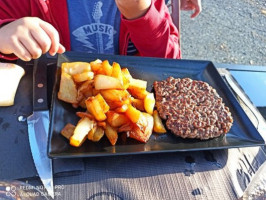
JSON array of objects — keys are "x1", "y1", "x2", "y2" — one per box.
[
  {"x1": 44, "y1": 149, "x2": 229, "y2": 186},
  {"x1": 81, "y1": 149, "x2": 228, "y2": 178},
  {"x1": 51, "y1": 146, "x2": 263, "y2": 183}
]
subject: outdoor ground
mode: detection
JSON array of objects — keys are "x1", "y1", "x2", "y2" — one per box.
[{"x1": 180, "y1": 0, "x2": 266, "y2": 66}]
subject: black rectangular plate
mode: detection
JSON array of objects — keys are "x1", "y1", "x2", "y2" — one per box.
[{"x1": 48, "y1": 52, "x2": 265, "y2": 158}]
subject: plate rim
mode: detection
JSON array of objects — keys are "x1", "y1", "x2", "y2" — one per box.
[{"x1": 47, "y1": 52, "x2": 265, "y2": 159}]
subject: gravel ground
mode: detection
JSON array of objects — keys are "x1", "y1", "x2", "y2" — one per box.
[{"x1": 180, "y1": 0, "x2": 266, "y2": 66}]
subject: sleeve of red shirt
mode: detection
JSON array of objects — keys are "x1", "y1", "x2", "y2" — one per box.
[{"x1": 120, "y1": 0, "x2": 181, "y2": 59}]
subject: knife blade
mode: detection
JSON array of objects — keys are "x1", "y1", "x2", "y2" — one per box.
[{"x1": 27, "y1": 57, "x2": 54, "y2": 198}]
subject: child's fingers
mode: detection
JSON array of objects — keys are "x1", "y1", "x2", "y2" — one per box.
[
  {"x1": 20, "y1": 33, "x2": 43, "y2": 59},
  {"x1": 57, "y1": 44, "x2": 66, "y2": 54},
  {"x1": 47, "y1": 43, "x2": 65, "y2": 57},
  {"x1": 190, "y1": 0, "x2": 202, "y2": 18},
  {"x1": 12, "y1": 40, "x2": 32, "y2": 61},
  {"x1": 39, "y1": 20, "x2": 60, "y2": 56},
  {"x1": 190, "y1": 6, "x2": 201, "y2": 18},
  {"x1": 191, "y1": 9, "x2": 200, "y2": 18},
  {"x1": 30, "y1": 27, "x2": 52, "y2": 54}
]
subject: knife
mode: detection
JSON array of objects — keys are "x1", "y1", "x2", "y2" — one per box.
[{"x1": 27, "y1": 57, "x2": 54, "y2": 198}]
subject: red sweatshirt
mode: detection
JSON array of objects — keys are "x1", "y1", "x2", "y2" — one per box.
[{"x1": 0, "y1": 0, "x2": 180, "y2": 60}]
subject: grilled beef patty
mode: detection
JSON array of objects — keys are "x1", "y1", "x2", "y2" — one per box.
[{"x1": 153, "y1": 77, "x2": 233, "y2": 140}]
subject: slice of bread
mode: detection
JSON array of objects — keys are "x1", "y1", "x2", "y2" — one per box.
[{"x1": 0, "y1": 63, "x2": 25, "y2": 106}]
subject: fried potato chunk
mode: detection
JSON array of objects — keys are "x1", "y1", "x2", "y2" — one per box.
[
  {"x1": 61, "y1": 123, "x2": 75, "y2": 139},
  {"x1": 85, "y1": 94, "x2": 109, "y2": 121},
  {"x1": 128, "y1": 113, "x2": 154, "y2": 143},
  {"x1": 62, "y1": 62, "x2": 91, "y2": 75},
  {"x1": 105, "y1": 123, "x2": 118, "y2": 145},
  {"x1": 153, "y1": 110, "x2": 167, "y2": 133},
  {"x1": 73, "y1": 71, "x2": 94, "y2": 83},
  {"x1": 94, "y1": 75, "x2": 123, "y2": 90},
  {"x1": 144, "y1": 92, "x2": 155, "y2": 115},
  {"x1": 70, "y1": 117, "x2": 95, "y2": 147},
  {"x1": 107, "y1": 111, "x2": 130, "y2": 127},
  {"x1": 125, "y1": 104, "x2": 141, "y2": 123},
  {"x1": 92, "y1": 126, "x2": 105, "y2": 142},
  {"x1": 58, "y1": 72, "x2": 78, "y2": 104}
]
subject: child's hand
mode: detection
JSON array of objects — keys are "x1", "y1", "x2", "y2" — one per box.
[
  {"x1": 0, "y1": 17, "x2": 65, "y2": 61},
  {"x1": 181, "y1": 0, "x2": 202, "y2": 18},
  {"x1": 115, "y1": 0, "x2": 151, "y2": 20}
]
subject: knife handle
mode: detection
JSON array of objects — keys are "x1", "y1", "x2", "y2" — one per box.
[{"x1": 33, "y1": 58, "x2": 48, "y2": 111}]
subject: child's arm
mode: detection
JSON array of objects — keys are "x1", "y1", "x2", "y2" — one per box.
[
  {"x1": 118, "y1": 0, "x2": 181, "y2": 59},
  {"x1": 115, "y1": 0, "x2": 152, "y2": 20},
  {"x1": 0, "y1": 17, "x2": 65, "y2": 61}
]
